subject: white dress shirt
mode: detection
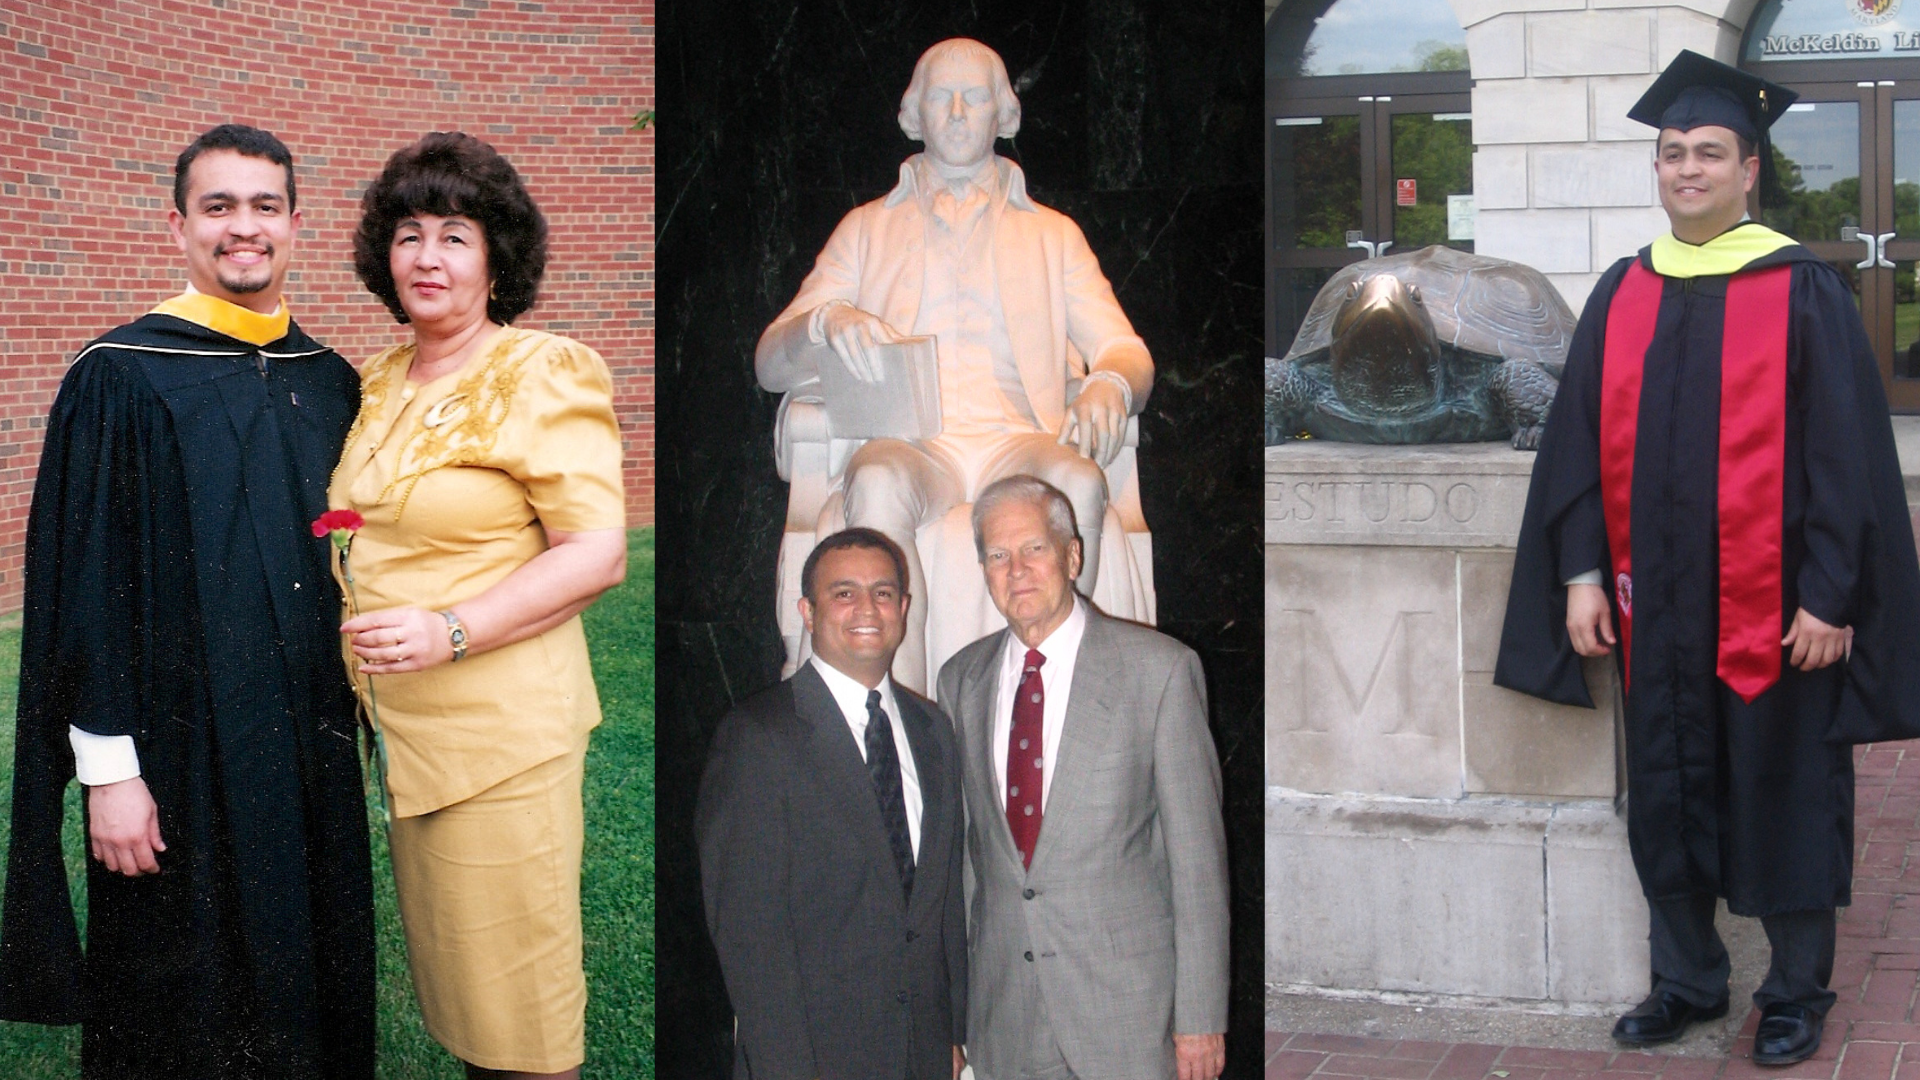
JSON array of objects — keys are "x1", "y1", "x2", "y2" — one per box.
[
  {"x1": 811, "y1": 656, "x2": 923, "y2": 857},
  {"x1": 991, "y1": 597, "x2": 1089, "y2": 811}
]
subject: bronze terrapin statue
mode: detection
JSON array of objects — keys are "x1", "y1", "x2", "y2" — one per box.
[{"x1": 1266, "y1": 245, "x2": 1573, "y2": 449}]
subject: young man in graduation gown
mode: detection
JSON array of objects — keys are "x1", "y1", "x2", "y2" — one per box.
[
  {"x1": 1496, "y1": 53, "x2": 1920, "y2": 1065},
  {"x1": 0, "y1": 125, "x2": 375, "y2": 1079}
]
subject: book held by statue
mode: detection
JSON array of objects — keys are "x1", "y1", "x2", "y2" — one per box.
[{"x1": 818, "y1": 335, "x2": 943, "y2": 440}]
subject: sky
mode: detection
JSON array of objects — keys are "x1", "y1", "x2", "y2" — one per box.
[{"x1": 1300, "y1": 0, "x2": 1466, "y2": 76}]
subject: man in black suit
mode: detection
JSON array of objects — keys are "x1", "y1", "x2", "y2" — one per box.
[{"x1": 698, "y1": 528, "x2": 967, "y2": 1080}]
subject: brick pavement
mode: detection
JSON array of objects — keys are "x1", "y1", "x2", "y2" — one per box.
[{"x1": 1269, "y1": 742, "x2": 1920, "y2": 1080}]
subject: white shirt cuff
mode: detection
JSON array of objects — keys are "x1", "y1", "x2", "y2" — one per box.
[
  {"x1": 69, "y1": 727, "x2": 141, "y2": 786},
  {"x1": 1566, "y1": 569, "x2": 1604, "y2": 587},
  {"x1": 1081, "y1": 369, "x2": 1134, "y2": 414},
  {"x1": 807, "y1": 299, "x2": 853, "y2": 345}
]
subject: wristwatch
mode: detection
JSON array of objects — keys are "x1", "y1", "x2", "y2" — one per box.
[{"x1": 440, "y1": 610, "x2": 469, "y2": 662}]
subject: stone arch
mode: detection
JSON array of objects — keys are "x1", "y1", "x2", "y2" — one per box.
[
  {"x1": 1266, "y1": 0, "x2": 1332, "y2": 79},
  {"x1": 1723, "y1": 0, "x2": 1769, "y2": 50}
]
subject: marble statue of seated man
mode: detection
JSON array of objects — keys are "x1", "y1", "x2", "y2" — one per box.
[{"x1": 755, "y1": 36, "x2": 1154, "y2": 688}]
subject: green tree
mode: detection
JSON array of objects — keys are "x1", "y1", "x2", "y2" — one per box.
[
  {"x1": 1762, "y1": 137, "x2": 1862, "y2": 245},
  {"x1": 1277, "y1": 116, "x2": 1363, "y2": 249},
  {"x1": 1414, "y1": 41, "x2": 1468, "y2": 72},
  {"x1": 1896, "y1": 179, "x2": 1920, "y2": 237}
]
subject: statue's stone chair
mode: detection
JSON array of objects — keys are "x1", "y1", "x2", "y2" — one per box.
[{"x1": 772, "y1": 385, "x2": 1156, "y2": 691}]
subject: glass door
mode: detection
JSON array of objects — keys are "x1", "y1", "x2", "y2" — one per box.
[
  {"x1": 1744, "y1": 0, "x2": 1920, "y2": 409},
  {"x1": 1877, "y1": 85, "x2": 1920, "y2": 406},
  {"x1": 1760, "y1": 82, "x2": 1870, "y2": 281},
  {"x1": 1755, "y1": 75, "x2": 1920, "y2": 410},
  {"x1": 1268, "y1": 90, "x2": 1471, "y2": 356},
  {"x1": 1760, "y1": 82, "x2": 1879, "y2": 379},
  {"x1": 1384, "y1": 102, "x2": 1474, "y2": 255},
  {"x1": 1270, "y1": 94, "x2": 1366, "y2": 357}
]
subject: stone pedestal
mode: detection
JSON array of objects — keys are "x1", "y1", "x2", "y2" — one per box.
[{"x1": 1266, "y1": 441, "x2": 1647, "y2": 1006}]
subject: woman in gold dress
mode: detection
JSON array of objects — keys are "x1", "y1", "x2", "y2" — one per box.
[{"x1": 328, "y1": 131, "x2": 626, "y2": 1080}]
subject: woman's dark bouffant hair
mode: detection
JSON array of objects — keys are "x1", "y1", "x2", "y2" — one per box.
[{"x1": 353, "y1": 132, "x2": 548, "y2": 325}]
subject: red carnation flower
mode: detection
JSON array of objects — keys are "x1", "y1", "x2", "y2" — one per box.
[{"x1": 311, "y1": 508, "x2": 365, "y2": 538}]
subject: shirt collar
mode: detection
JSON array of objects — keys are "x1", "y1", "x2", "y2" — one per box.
[
  {"x1": 885, "y1": 153, "x2": 1037, "y2": 213},
  {"x1": 810, "y1": 655, "x2": 897, "y2": 723},
  {"x1": 1000, "y1": 596, "x2": 1088, "y2": 676}
]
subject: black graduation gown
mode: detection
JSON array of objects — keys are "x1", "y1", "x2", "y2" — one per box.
[
  {"x1": 0, "y1": 313, "x2": 375, "y2": 1079},
  {"x1": 1494, "y1": 243, "x2": 1920, "y2": 917}
]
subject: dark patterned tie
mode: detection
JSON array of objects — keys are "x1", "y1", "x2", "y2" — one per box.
[
  {"x1": 1005, "y1": 649, "x2": 1046, "y2": 869},
  {"x1": 865, "y1": 690, "x2": 914, "y2": 899}
]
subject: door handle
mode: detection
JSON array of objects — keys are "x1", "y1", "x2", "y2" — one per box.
[
  {"x1": 1855, "y1": 230, "x2": 1878, "y2": 270},
  {"x1": 1878, "y1": 231, "x2": 1896, "y2": 270},
  {"x1": 1347, "y1": 238, "x2": 1394, "y2": 258}
]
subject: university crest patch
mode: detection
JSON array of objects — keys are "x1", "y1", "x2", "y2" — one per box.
[{"x1": 1854, "y1": 0, "x2": 1901, "y2": 26}]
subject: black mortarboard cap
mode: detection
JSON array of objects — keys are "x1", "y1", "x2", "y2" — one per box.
[
  {"x1": 1629, "y1": 50, "x2": 1796, "y2": 139},
  {"x1": 1628, "y1": 50, "x2": 1800, "y2": 204}
]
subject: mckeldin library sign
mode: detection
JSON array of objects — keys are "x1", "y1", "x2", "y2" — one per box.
[
  {"x1": 1760, "y1": 30, "x2": 1920, "y2": 54},
  {"x1": 1752, "y1": 0, "x2": 1920, "y2": 58}
]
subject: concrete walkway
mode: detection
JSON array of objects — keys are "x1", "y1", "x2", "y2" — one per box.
[{"x1": 1269, "y1": 741, "x2": 1920, "y2": 1080}]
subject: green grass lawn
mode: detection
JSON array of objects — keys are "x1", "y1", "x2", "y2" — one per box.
[{"x1": 0, "y1": 528, "x2": 655, "y2": 1078}]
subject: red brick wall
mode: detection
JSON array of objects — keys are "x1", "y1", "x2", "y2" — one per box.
[{"x1": 0, "y1": 0, "x2": 654, "y2": 611}]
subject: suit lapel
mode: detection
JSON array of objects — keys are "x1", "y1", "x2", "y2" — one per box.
[
  {"x1": 896, "y1": 691, "x2": 945, "y2": 921},
  {"x1": 1029, "y1": 608, "x2": 1119, "y2": 872},
  {"x1": 960, "y1": 632, "x2": 1030, "y2": 874},
  {"x1": 791, "y1": 666, "x2": 902, "y2": 904}
]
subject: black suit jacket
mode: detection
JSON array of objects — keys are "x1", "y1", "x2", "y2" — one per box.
[{"x1": 697, "y1": 664, "x2": 966, "y2": 1080}]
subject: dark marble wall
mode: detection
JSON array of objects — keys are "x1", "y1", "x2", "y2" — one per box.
[{"x1": 656, "y1": 2, "x2": 1264, "y2": 1076}]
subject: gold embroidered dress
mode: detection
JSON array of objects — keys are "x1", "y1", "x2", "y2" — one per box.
[{"x1": 327, "y1": 325, "x2": 625, "y2": 818}]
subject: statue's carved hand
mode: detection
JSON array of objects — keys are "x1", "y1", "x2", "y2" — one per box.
[
  {"x1": 818, "y1": 304, "x2": 906, "y2": 383},
  {"x1": 1059, "y1": 377, "x2": 1128, "y2": 465}
]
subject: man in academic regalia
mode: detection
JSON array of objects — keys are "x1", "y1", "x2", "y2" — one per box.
[
  {"x1": 1496, "y1": 52, "x2": 1920, "y2": 1065},
  {"x1": 0, "y1": 125, "x2": 375, "y2": 1078}
]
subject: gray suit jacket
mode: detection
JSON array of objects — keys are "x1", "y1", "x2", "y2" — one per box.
[
  {"x1": 697, "y1": 664, "x2": 966, "y2": 1080},
  {"x1": 937, "y1": 607, "x2": 1228, "y2": 1080}
]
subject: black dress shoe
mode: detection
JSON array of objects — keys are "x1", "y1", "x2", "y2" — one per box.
[
  {"x1": 1753, "y1": 1003, "x2": 1824, "y2": 1066},
  {"x1": 1612, "y1": 990, "x2": 1731, "y2": 1046}
]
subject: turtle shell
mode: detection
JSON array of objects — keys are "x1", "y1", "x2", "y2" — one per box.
[{"x1": 1283, "y1": 245, "x2": 1575, "y2": 377}]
